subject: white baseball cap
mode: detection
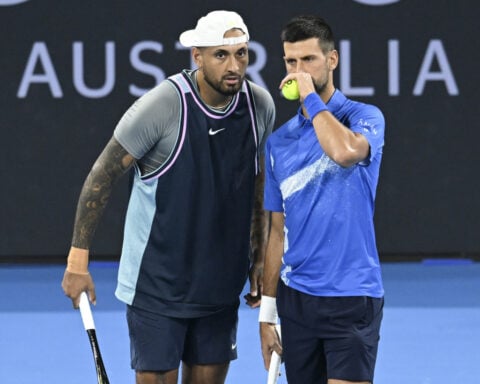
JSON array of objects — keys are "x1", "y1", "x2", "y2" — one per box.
[{"x1": 179, "y1": 10, "x2": 249, "y2": 47}]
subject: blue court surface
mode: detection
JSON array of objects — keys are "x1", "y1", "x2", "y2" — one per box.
[{"x1": 1, "y1": 261, "x2": 479, "y2": 383}]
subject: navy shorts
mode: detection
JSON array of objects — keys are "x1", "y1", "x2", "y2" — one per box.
[
  {"x1": 126, "y1": 304, "x2": 239, "y2": 371},
  {"x1": 277, "y1": 281, "x2": 383, "y2": 384}
]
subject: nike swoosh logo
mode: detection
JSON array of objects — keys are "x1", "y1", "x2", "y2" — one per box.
[
  {"x1": 231, "y1": 343, "x2": 237, "y2": 350},
  {"x1": 209, "y1": 128, "x2": 226, "y2": 136}
]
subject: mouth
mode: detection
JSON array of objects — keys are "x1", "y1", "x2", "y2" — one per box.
[{"x1": 224, "y1": 75, "x2": 242, "y2": 86}]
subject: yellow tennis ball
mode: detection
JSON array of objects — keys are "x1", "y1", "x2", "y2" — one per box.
[{"x1": 281, "y1": 79, "x2": 300, "y2": 100}]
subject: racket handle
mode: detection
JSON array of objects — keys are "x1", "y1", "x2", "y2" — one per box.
[
  {"x1": 79, "y1": 292, "x2": 95, "y2": 331},
  {"x1": 267, "y1": 351, "x2": 281, "y2": 384}
]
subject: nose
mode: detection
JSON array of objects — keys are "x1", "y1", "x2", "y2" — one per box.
[
  {"x1": 227, "y1": 56, "x2": 240, "y2": 72},
  {"x1": 294, "y1": 61, "x2": 304, "y2": 73}
]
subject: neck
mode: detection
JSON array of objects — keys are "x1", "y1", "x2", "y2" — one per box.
[{"x1": 320, "y1": 83, "x2": 336, "y2": 104}]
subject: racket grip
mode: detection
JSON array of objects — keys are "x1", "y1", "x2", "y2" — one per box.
[
  {"x1": 79, "y1": 292, "x2": 95, "y2": 331},
  {"x1": 267, "y1": 351, "x2": 281, "y2": 384}
]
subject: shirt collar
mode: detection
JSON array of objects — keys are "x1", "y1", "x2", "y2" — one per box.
[{"x1": 326, "y1": 89, "x2": 346, "y2": 114}]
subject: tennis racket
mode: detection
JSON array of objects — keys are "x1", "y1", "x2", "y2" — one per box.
[
  {"x1": 267, "y1": 324, "x2": 282, "y2": 384},
  {"x1": 79, "y1": 292, "x2": 110, "y2": 384}
]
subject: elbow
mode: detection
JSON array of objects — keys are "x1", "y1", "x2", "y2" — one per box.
[
  {"x1": 328, "y1": 140, "x2": 370, "y2": 167},
  {"x1": 329, "y1": 148, "x2": 359, "y2": 168}
]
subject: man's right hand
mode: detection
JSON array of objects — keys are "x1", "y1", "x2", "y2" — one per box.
[
  {"x1": 61, "y1": 247, "x2": 96, "y2": 308},
  {"x1": 260, "y1": 322, "x2": 283, "y2": 371}
]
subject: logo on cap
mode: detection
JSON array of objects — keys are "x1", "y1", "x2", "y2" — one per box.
[{"x1": 352, "y1": 0, "x2": 400, "y2": 5}]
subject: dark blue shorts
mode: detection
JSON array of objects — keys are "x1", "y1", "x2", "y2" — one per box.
[
  {"x1": 126, "y1": 304, "x2": 239, "y2": 371},
  {"x1": 277, "y1": 281, "x2": 383, "y2": 384}
]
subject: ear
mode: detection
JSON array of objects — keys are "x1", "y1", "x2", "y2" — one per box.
[
  {"x1": 192, "y1": 47, "x2": 203, "y2": 69},
  {"x1": 328, "y1": 49, "x2": 339, "y2": 71}
]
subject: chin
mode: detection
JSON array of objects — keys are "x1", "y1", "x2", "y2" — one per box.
[{"x1": 223, "y1": 84, "x2": 243, "y2": 95}]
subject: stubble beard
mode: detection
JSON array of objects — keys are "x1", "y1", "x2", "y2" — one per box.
[
  {"x1": 313, "y1": 78, "x2": 328, "y2": 95},
  {"x1": 203, "y1": 72, "x2": 245, "y2": 96}
]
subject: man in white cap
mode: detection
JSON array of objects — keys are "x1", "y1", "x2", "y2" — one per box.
[{"x1": 62, "y1": 9, "x2": 275, "y2": 384}]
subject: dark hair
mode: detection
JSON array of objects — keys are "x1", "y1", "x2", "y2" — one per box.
[{"x1": 281, "y1": 15, "x2": 335, "y2": 53}]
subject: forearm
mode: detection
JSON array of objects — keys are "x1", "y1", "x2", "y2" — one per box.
[
  {"x1": 71, "y1": 137, "x2": 135, "y2": 250},
  {"x1": 250, "y1": 167, "x2": 270, "y2": 265},
  {"x1": 258, "y1": 212, "x2": 284, "y2": 326},
  {"x1": 311, "y1": 111, "x2": 368, "y2": 167},
  {"x1": 262, "y1": 238, "x2": 284, "y2": 297},
  {"x1": 303, "y1": 93, "x2": 369, "y2": 167},
  {"x1": 262, "y1": 212, "x2": 284, "y2": 297}
]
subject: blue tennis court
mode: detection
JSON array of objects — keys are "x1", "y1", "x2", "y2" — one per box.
[{"x1": 1, "y1": 261, "x2": 479, "y2": 383}]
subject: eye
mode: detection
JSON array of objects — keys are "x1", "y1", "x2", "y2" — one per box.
[{"x1": 237, "y1": 48, "x2": 248, "y2": 57}]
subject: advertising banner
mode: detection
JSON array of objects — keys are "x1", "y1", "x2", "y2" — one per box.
[{"x1": 1, "y1": 0, "x2": 477, "y2": 258}]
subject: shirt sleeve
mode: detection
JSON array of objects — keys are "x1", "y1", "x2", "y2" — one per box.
[
  {"x1": 113, "y1": 81, "x2": 181, "y2": 160},
  {"x1": 350, "y1": 104, "x2": 385, "y2": 166}
]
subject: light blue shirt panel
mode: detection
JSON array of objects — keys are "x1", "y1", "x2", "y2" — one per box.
[{"x1": 115, "y1": 175, "x2": 158, "y2": 304}]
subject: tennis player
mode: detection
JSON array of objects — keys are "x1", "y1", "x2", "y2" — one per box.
[
  {"x1": 62, "y1": 10, "x2": 274, "y2": 384},
  {"x1": 259, "y1": 15, "x2": 385, "y2": 384}
]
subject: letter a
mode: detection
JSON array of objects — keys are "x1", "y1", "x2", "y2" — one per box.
[{"x1": 17, "y1": 42, "x2": 63, "y2": 98}]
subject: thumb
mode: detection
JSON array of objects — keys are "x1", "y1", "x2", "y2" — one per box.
[{"x1": 250, "y1": 279, "x2": 258, "y2": 297}]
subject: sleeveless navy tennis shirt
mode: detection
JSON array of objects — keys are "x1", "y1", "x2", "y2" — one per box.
[{"x1": 116, "y1": 71, "x2": 264, "y2": 317}]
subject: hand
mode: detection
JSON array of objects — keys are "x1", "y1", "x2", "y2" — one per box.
[
  {"x1": 61, "y1": 269, "x2": 96, "y2": 309},
  {"x1": 260, "y1": 322, "x2": 283, "y2": 370},
  {"x1": 279, "y1": 72, "x2": 316, "y2": 102},
  {"x1": 244, "y1": 262, "x2": 263, "y2": 308},
  {"x1": 244, "y1": 291, "x2": 261, "y2": 307}
]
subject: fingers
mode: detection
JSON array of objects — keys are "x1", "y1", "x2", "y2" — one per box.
[
  {"x1": 245, "y1": 264, "x2": 263, "y2": 307},
  {"x1": 243, "y1": 292, "x2": 261, "y2": 308},
  {"x1": 87, "y1": 283, "x2": 97, "y2": 306},
  {"x1": 262, "y1": 346, "x2": 272, "y2": 370},
  {"x1": 72, "y1": 293, "x2": 82, "y2": 309},
  {"x1": 279, "y1": 72, "x2": 316, "y2": 100},
  {"x1": 250, "y1": 277, "x2": 258, "y2": 298},
  {"x1": 260, "y1": 322, "x2": 283, "y2": 370},
  {"x1": 260, "y1": 327, "x2": 272, "y2": 370},
  {"x1": 278, "y1": 72, "x2": 295, "y2": 90},
  {"x1": 261, "y1": 341, "x2": 282, "y2": 370},
  {"x1": 61, "y1": 269, "x2": 96, "y2": 309}
]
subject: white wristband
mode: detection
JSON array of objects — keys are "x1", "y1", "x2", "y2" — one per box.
[{"x1": 258, "y1": 295, "x2": 279, "y2": 324}]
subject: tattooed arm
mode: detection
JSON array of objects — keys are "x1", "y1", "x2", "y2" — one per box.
[
  {"x1": 245, "y1": 158, "x2": 271, "y2": 308},
  {"x1": 62, "y1": 136, "x2": 135, "y2": 307}
]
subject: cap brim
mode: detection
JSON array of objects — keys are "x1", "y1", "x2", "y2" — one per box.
[{"x1": 179, "y1": 30, "x2": 197, "y2": 47}]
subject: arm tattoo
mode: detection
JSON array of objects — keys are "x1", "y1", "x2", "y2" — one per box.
[
  {"x1": 250, "y1": 163, "x2": 270, "y2": 264},
  {"x1": 71, "y1": 137, "x2": 135, "y2": 249}
]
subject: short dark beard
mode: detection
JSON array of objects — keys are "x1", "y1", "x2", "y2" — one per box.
[
  {"x1": 203, "y1": 72, "x2": 244, "y2": 96},
  {"x1": 314, "y1": 80, "x2": 327, "y2": 95}
]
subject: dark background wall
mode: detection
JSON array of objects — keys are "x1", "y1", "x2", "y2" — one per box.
[{"x1": 1, "y1": 0, "x2": 478, "y2": 260}]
